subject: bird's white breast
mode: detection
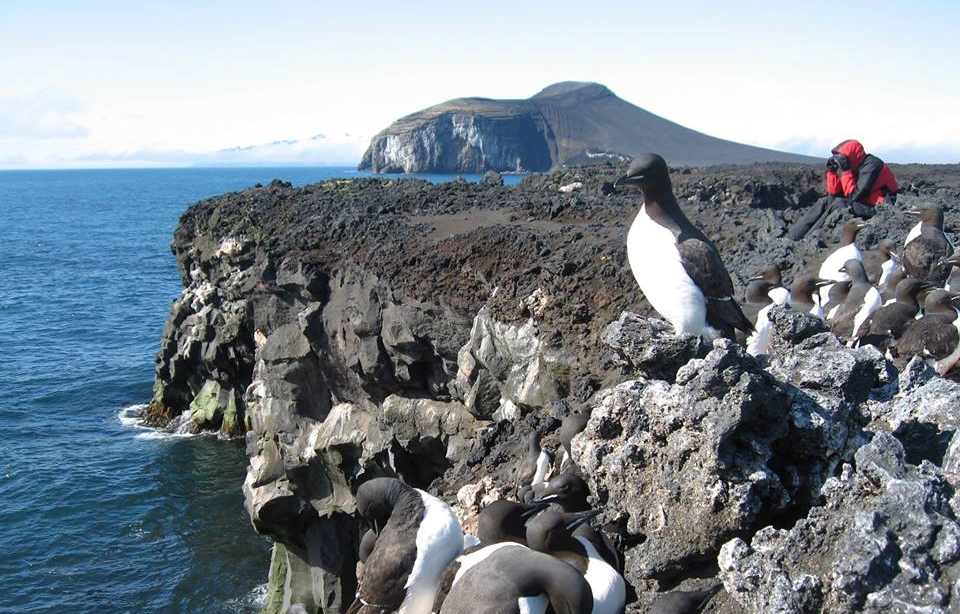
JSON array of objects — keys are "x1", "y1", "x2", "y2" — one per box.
[
  {"x1": 878, "y1": 256, "x2": 900, "y2": 287},
  {"x1": 746, "y1": 288, "x2": 791, "y2": 356},
  {"x1": 935, "y1": 311, "x2": 960, "y2": 375},
  {"x1": 809, "y1": 295, "x2": 825, "y2": 318},
  {"x1": 532, "y1": 450, "x2": 551, "y2": 487},
  {"x1": 627, "y1": 206, "x2": 706, "y2": 336},
  {"x1": 849, "y1": 288, "x2": 883, "y2": 347},
  {"x1": 576, "y1": 537, "x2": 626, "y2": 614},
  {"x1": 452, "y1": 542, "x2": 523, "y2": 586},
  {"x1": 818, "y1": 244, "x2": 862, "y2": 304},
  {"x1": 400, "y1": 490, "x2": 464, "y2": 614},
  {"x1": 517, "y1": 595, "x2": 548, "y2": 614},
  {"x1": 905, "y1": 222, "x2": 922, "y2": 246}
]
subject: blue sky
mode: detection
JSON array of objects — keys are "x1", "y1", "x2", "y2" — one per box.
[{"x1": 1, "y1": 0, "x2": 957, "y2": 168}]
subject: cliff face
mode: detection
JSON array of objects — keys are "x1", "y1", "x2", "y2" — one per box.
[
  {"x1": 359, "y1": 82, "x2": 820, "y2": 173},
  {"x1": 149, "y1": 163, "x2": 960, "y2": 614}
]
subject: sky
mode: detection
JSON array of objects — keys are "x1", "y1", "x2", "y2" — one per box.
[{"x1": 1, "y1": 0, "x2": 958, "y2": 169}]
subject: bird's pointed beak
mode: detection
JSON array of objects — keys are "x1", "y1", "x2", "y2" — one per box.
[
  {"x1": 857, "y1": 222, "x2": 869, "y2": 229},
  {"x1": 520, "y1": 500, "x2": 552, "y2": 518},
  {"x1": 563, "y1": 509, "x2": 601, "y2": 531},
  {"x1": 613, "y1": 174, "x2": 642, "y2": 189},
  {"x1": 814, "y1": 279, "x2": 833, "y2": 288},
  {"x1": 532, "y1": 494, "x2": 559, "y2": 504},
  {"x1": 908, "y1": 209, "x2": 923, "y2": 216},
  {"x1": 749, "y1": 274, "x2": 765, "y2": 282},
  {"x1": 890, "y1": 251, "x2": 901, "y2": 260}
]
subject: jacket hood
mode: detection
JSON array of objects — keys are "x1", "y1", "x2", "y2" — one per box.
[{"x1": 832, "y1": 139, "x2": 866, "y2": 171}]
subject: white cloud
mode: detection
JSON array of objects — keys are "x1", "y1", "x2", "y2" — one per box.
[{"x1": 0, "y1": 90, "x2": 89, "y2": 140}]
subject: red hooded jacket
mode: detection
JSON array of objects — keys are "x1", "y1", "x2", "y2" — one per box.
[{"x1": 826, "y1": 140, "x2": 898, "y2": 206}]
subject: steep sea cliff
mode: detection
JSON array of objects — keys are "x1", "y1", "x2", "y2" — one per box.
[{"x1": 150, "y1": 163, "x2": 960, "y2": 613}]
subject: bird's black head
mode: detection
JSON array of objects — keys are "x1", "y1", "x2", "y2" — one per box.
[
  {"x1": 613, "y1": 153, "x2": 671, "y2": 191},
  {"x1": 525, "y1": 509, "x2": 600, "y2": 554},
  {"x1": 533, "y1": 473, "x2": 591, "y2": 511},
  {"x1": 909, "y1": 203, "x2": 944, "y2": 228},
  {"x1": 355, "y1": 477, "x2": 408, "y2": 535}
]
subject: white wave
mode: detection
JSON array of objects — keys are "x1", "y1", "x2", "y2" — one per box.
[
  {"x1": 134, "y1": 430, "x2": 196, "y2": 441},
  {"x1": 117, "y1": 404, "x2": 148, "y2": 427},
  {"x1": 225, "y1": 583, "x2": 270, "y2": 613}
]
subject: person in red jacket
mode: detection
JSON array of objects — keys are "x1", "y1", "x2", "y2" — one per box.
[{"x1": 788, "y1": 139, "x2": 898, "y2": 240}]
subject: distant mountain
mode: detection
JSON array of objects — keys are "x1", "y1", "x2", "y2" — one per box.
[{"x1": 359, "y1": 82, "x2": 819, "y2": 173}]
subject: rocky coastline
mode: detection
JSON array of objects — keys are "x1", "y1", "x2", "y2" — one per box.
[{"x1": 148, "y1": 161, "x2": 960, "y2": 613}]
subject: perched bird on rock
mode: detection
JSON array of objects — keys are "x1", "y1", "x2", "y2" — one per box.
[
  {"x1": 862, "y1": 238, "x2": 900, "y2": 286},
  {"x1": 515, "y1": 429, "x2": 552, "y2": 496},
  {"x1": 789, "y1": 274, "x2": 831, "y2": 318},
  {"x1": 903, "y1": 204, "x2": 952, "y2": 286},
  {"x1": 534, "y1": 474, "x2": 620, "y2": 572},
  {"x1": 818, "y1": 219, "x2": 866, "y2": 305},
  {"x1": 526, "y1": 510, "x2": 626, "y2": 614},
  {"x1": 881, "y1": 268, "x2": 908, "y2": 304},
  {"x1": 348, "y1": 477, "x2": 463, "y2": 614},
  {"x1": 823, "y1": 280, "x2": 852, "y2": 320},
  {"x1": 615, "y1": 153, "x2": 752, "y2": 340},
  {"x1": 831, "y1": 260, "x2": 883, "y2": 344},
  {"x1": 942, "y1": 251, "x2": 960, "y2": 292},
  {"x1": 855, "y1": 277, "x2": 931, "y2": 351},
  {"x1": 648, "y1": 585, "x2": 722, "y2": 614},
  {"x1": 744, "y1": 266, "x2": 791, "y2": 356},
  {"x1": 433, "y1": 500, "x2": 550, "y2": 614},
  {"x1": 895, "y1": 290, "x2": 960, "y2": 374},
  {"x1": 438, "y1": 545, "x2": 593, "y2": 614}
]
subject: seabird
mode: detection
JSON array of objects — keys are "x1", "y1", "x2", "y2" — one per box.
[
  {"x1": 558, "y1": 406, "x2": 591, "y2": 472},
  {"x1": 789, "y1": 274, "x2": 830, "y2": 318},
  {"x1": 903, "y1": 204, "x2": 952, "y2": 285},
  {"x1": 515, "y1": 429, "x2": 552, "y2": 496},
  {"x1": 881, "y1": 268, "x2": 908, "y2": 305},
  {"x1": 823, "y1": 280, "x2": 852, "y2": 320},
  {"x1": 433, "y1": 500, "x2": 549, "y2": 614},
  {"x1": 817, "y1": 219, "x2": 866, "y2": 305},
  {"x1": 940, "y1": 251, "x2": 960, "y2": 292},
  {"x1": 830, "y1": 260, "x2": 883, "y2": 344},
  {"x1": 349, "y1": 477, "x2": 463, "y2": 614},
  {"x1": 854, "y1": 277, "x2": 930, "y2": 351},
  {"x1": 648, "y1": 585, "x2": 722, "y2": 614},
  {"x1": 744, "y1": 266, "x2": 791, "y2": 356},
  {"x1": 862, "y1": 238, "x2": 899, "y2": 285},
  {"x1": 895, "y1": 290, "x2": 960, "y2": 375},
  {"x1": 533, "y1": 474, "x2": 620, "y2": 572},
  {"x1": 438, "y1": 545, "x2": 593, "y2": 614},
  {"x1": 615, "y1": 153, "x2": 753, "y2": 340},
  {"x1": 526, "y1": 510, "x2": 626, "y2": 614}
]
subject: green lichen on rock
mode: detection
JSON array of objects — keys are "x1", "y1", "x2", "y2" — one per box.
[
  {"x1": 188, "y1": 379, "x2": 243, "y2": 435},
  {"x1": 260, "y1": 543, "x2": 288, "y2": 614}
]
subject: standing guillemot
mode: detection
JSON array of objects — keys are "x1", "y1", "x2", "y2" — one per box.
[
  {"x1": 615, "y1": 153, "x2": 752, "y2": 340},
  {"x1": 941, "y1": 251, "x2": 960, "y2": 292},
  {"x1": 533, "y1": 474, "x2": 621, "y2": 572},
  {"x1": 855, "y1": 277, "x2": 931, "y2": 351},
  {"x1": 789, "y1": 274, "x2": 831, "y2": 318},
  {"x1": 438, "y1": 546, "x2": 593, "y2": 614},
  {"x1": 515, "y1": 429, "x2": 552, "y2": 496},
  {"x1": 817, "y1": 219, "x2": 866, "y2": 305},
  {"x1": 743, "y1": 266, "x2": 791, "y2": 356},
  {"x1": 558, "y1": 406, "x2": 590, "y2": 472},
  {"x1": 881, "y1": 268, "x2": 908, "y2": 305},
  {"x1": 830, "y1": 260, "x2": 883, "y2": 344},
  {"x1": 823, "y1": 280, "x2": 852, "y2": 320},
  {"x1": 349, "y1": 477, "x2": 463, "y2": 614},
  {"x1": 895, "y1": 290, "x2": 960, "y2": 374},
  {"x1": 903, "y1": 204, "x2": 952, "y2": 286},
  {"x1": 862, "y1": 238, "x2": 899, "y2": 285},
  {"x1": 432, "y1": 500, "x2": 550, "y2": 614},
  {"x1": 526, "y1": 510, "x2": 626, "y2": 614}
]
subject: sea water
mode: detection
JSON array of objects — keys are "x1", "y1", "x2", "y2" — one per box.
[{"x1": 0, "y1": 167, "x2": 523, "y2": 614}]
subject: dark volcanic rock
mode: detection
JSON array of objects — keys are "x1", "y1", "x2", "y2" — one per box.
[
  {"x1": 359, "y1": 81, "x2": 818, "y2": 173},
  {"x1": 719, "y1": 432, "x2": 960, "y2": 614},
  {"x1": 148, "y1": 161, "x2": 960, "y2": 613}
]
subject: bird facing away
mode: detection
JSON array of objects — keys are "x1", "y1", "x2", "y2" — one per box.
[
  {"x1": 615, "y1": 153, "x2": 753, "y2": 340},
  {"x1": 818, "y1": 219, "x2": 866, "y2": 305},
  {"x1": 438, "y1": 546, "x2": 594, "y2": 614},
  {"x1": 349, "y1": 477, "x2": 463, "y2": 614},
  {"x1": 903, "y1": 204, "x2": 952, "y2": 286}
]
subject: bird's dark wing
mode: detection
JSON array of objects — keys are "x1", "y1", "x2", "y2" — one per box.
[
  {"x1": 904, "y1": 232, "x2": 952, "y2": 284},
  {"x1": 677, "y1": 237, "x2": 753, "y2": 336},
  {"x1": 432, "y1": 559, "x2": 462, "y2": 614},
  {"x1": 897, "y1": 316, "x2": 958, "y2": 361}
]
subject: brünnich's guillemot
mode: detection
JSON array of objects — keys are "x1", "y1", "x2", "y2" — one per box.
[
  {"x1": 903, "y1": 203, "x2": 952, "y2": 286},
  {"x1": 349, "y1": 477, "x2": 463, "y2": 614},
  {"x1": 855, "y1": 277, "x2": 931, "y2": 351},
  {"x1": 743, "y1": 266, "x2": 791, "y2": 356},
  {"x1": 526, "y1": 510, "x2": 626, "y2": 614},
  {"x1": 862, "y1": 238, "x2": 899, "y2": 286},
  {"x1": 830, "y1": 259, "x2": 883, "y2": 345},
  {"x1": 817, "y1": 219, "x2": 866, "y2": 305},
  {"x1": 438, "y1": 545, "x2": 593, "y2": 614},
  {"x1": 615, "y1": 153, "x2": 753, "y2": 340},
  {"x1": 789, "y1": 274, "x2": 831, "y2": 318},
  {"x1": 515, "y1": 429, "x2": 552, "y2": 496},
  {"x1": 895, "y1": 290, "x2": 960, "y2": 375}
]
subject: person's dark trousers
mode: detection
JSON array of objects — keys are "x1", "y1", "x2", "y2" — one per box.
[{"x1": 788, "y1": 196, "x2": 875, "y2": 240}]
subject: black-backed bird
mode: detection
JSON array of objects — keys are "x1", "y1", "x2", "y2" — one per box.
[
  {"x1": 903, "y1": 204, "x2": 952, "y2": 286},
  {"x1": 862, "y1": 238, "x2": 900, "y2": 286},
  {"x1": 830, "y1": 260, "x2": 883, "y2": 344},
  {"x1": 894, "y1": 290, "x2": 960, "y2": 374},
  {"x1": 817, "y1": 219, "x2": 866, "y2": 305},
  {"x1": 615, "y1": 153, "x2": 752, "y2": 340},
  {"x1": 855, "y1": 277, "x2": 931, "y2": 351},
  {"x1": 789, "y1": 274, "x2": 831, "y2": 318}
]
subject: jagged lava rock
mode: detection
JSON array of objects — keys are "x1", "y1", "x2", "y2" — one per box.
[{"x1": 719, "y1": 432, "x2": 960, "y2": 614}]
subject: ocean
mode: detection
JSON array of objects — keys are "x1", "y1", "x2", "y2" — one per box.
[{"x1": 0, "y1": 167, "x2": 525, "y2": 614}]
